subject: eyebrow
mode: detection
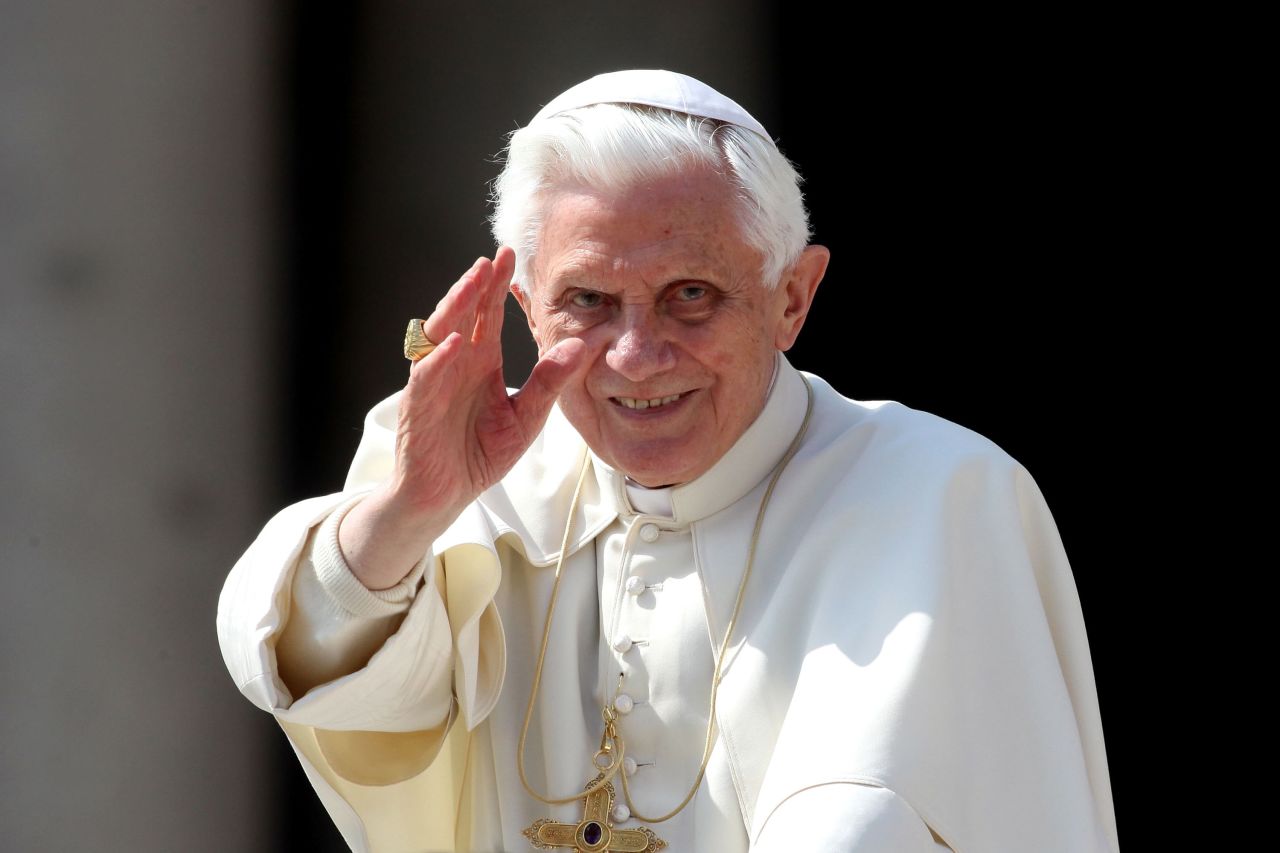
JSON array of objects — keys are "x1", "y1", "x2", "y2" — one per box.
[
  {"x1": 551, "y1": 262, "x2": 720, "y2": 286},
  {"x1": 546, "y1": 271, "x2": 609, "y2": 291}
]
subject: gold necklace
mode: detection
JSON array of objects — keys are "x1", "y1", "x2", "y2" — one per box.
[{"x1": 520, "y1": 376, "x2": 815, "y2": 852}]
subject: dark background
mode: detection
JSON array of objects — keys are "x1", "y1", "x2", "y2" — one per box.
[{"x1": 2, "y1": 2, "x2": 1144, "y2": 850}]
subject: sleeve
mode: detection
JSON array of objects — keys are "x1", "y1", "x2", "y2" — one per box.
[
  {"x1": 275, "y1": 492, "x2": 430, "y2": 698},
  {"x1": 216, "y1": 489, "x2": 458, "y2": 734},
  {"x1": 216, "y1": 390, "x2": 511, "y2": 740},
  {"x1": 753, "y1": 783, "x2": 952, "y2": 853},
  {"x1": 216, "y1": 390, "x2": 521, "y2": 851}
]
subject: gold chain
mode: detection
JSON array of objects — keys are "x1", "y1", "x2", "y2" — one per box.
[{"x1": 518, "y1": 375, "x2": 815, "y2": 821}]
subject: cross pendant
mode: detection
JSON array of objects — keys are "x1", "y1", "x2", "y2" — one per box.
[{"x1": 523, "y1": 774, "x2": 666, "y2": 852}]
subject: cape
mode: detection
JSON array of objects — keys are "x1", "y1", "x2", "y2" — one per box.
[{"x1": 217, "y1": 356, "x2": 1118, "y2": 852}]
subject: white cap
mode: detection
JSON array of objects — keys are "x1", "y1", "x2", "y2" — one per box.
[{"x1": 530, "y1": 69, "x2": 772, "y2": 142}]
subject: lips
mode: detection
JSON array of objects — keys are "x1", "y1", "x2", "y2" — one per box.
[{"x1": 612, "y1": 392, "x2": 687, "y2": 410}]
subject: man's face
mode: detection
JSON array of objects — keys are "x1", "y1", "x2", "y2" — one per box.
[{"x1": 514, "y1": 168, "x2": 822, "y2": 487}]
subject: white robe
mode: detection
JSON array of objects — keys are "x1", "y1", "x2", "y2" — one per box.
[{"x1": 217, "y1": 355, "x2": 1118, "y2": 853}]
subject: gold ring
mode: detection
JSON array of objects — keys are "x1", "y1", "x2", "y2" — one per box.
[{"x1": 404, "y1": 319, "x2": 437, "y2": 361}]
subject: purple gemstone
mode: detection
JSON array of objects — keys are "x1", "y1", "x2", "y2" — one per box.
[{"x1": 583, "y1": 821, "x2": 603, "y2": 845}]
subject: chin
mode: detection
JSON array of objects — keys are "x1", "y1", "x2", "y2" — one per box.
[
  {"x1": 573, "y1": 413, "x2": 709, "y2": 485},
  {"x1": 612, "y1": 457, "x2": 678, "y2": 486},
  {"x1": 608, "y1": 445, "x2": 703, "y2": 487}
]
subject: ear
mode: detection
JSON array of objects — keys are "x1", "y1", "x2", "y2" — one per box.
[
  {"x1": 772, "y1": 245, "x2": 830, "y2": 351},
  {"x1": 510, "y1": 281, "x2": 538, "y2": 336}
]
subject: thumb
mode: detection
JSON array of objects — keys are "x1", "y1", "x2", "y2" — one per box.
[{"x1": 510, "y1": 337, "x2": 589, "y2": 432}]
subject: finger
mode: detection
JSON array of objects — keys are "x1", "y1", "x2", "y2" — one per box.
[
  {"x1": 406, "y1": 330, "x2": 467, "y2": 396},
  {"x1": 472, "y1": 246, "x2": 515, "y2": 343},
  {"x1": 509, "y1": 337, "x2": 589, "y2": 434},
  {"x1": 424, "y1": 257, "x2": 488, "y2": 344}
]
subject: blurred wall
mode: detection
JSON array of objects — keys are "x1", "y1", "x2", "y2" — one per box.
[{"x1": 0, "y1": 2, "x2": 277, "y2": 850}]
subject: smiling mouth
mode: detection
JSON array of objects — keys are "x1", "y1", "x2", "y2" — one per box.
[{"x1": 611, "y1": 392, "x2": 689, "y2": 410}]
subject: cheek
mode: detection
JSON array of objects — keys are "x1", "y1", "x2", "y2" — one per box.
[
  {"x1": 530, "y1": 314, "x2": 573, "y2": 353},
  {"x1": 696, "y1": 321, "x2": 777, "y2": 410},
  {"x1": 532, "y1": 308, "x2": 604, "y2": 345},
  {"x1": 688, "y1": 314, "x2": 772, "y2": 371},
  {"x1": 541, "y1": 322, "x2": 613, "y2": 375}
]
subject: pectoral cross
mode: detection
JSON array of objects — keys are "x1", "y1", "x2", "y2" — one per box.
[{"x1": 523, "y1": 773, "x2": 666, "y2": 852}]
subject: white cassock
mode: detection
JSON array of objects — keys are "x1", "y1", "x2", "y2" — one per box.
[{"x1": 217, "y1": 354, "x2": 1119, "y2": 853}]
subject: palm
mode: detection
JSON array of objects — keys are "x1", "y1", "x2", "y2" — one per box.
[{"x1": 392, "y1": 247, "x2": 584, "y2": 518}]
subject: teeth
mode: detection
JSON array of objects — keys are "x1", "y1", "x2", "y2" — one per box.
[{"x1": 617, "y1": 394, "x2": 683, "y2": 410}]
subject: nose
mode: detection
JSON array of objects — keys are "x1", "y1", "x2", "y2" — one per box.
[{"x1": 604, "y1": 312, "x2": 677, "y2": 382}]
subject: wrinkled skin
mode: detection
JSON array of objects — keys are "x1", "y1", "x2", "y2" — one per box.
[{"x1": 514, "y1": 168, "x2": 829, "y2": 486}]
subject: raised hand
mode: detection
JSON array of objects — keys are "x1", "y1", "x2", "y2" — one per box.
[{"x1": 339, "y1": 247, "x2": 587, "y2": 590}]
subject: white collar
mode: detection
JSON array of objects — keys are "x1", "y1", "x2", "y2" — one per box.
[{"x1": 623, "y1": 480, "x2": 674, "y2": 518}]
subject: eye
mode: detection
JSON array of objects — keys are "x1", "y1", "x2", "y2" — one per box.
[
  {"x1": 674, "y1": 285, "x2": 707, "y2": 302},
  {"x1": 570, "y1": 290, "x2": 606, "y2": 309}
]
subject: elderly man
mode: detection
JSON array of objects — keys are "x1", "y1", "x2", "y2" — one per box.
[{"x1": 218, "y1": 70, "x2": 1117, "y2": 853}]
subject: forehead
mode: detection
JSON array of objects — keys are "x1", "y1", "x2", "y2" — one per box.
[{"x1": 530, "y1": 169, "x2": 762, "y2": 290}]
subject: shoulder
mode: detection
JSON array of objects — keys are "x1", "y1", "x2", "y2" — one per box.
[
  {"x1": 797, "y1": 370, "x2": 1025, "y2": 498},
  {"x1": 770, "y1": 372, "x2": 1062, "y2": 612}
]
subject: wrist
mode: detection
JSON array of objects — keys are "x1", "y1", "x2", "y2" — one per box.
[{"x1": 339, "y1": 487, "x2": 448, "y2": 590}]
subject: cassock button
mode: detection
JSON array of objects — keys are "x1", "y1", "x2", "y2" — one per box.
[
  {"x1": 613, "y1": 635, "x2": 633, "y2": 653},
  {"x1": 623, "y1": 756, "x2": 637, "y2": 776},
  {"x1": 614, "y1": 693, "x2": 635, "y2": 714},
  {"x1": 612, "y1": 803, "x2": 631, "y2": 823},
  {"x1": 625, "y1": 576, "x2": 645, "y2": 596},
  {"x1": 639, "y1": 523, "x2": 660, "y2": 543}
]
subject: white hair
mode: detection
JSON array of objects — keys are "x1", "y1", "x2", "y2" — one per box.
[{"x1": 489, "y1": 103, "x2": 811, "y2": 291}]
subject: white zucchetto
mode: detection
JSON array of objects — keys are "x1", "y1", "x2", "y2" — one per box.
[{"x1": 530, "y1": 69, "x2": 772, "y2": 142}]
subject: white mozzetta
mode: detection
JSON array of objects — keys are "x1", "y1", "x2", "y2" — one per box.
[{"x1": 217, "y1": 353, "x2": 1117, "y2": 853}]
